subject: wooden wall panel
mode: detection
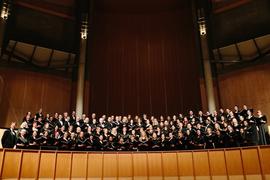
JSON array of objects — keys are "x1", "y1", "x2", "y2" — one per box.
[
  {"x1": 39, "y1": 152, "x2": 56, "y2": 179},
  {"x1": 162, "y1": 152, "x2": 178, "y2": 179},
  {"x1": 193, "y1": 151, "x2": 211, "y2": 180},
  {"x1": 55, "y1": 153, "x2": 72, "y2": 179},
  {"x1": 71, "y1": 153, "x2": 87, "y2": 179},
  {"x1": 133, "y1": 153, "x2": 148, "y2": 179},
  {"x1": 1, "y1": 150, "x2": 21, "y2": 179},
  {"x1": 208, "y1": 150, "x2": 227, "y2": 180},
  {"x1": 241, "y1": 148, "x2": 262, "y2": 180},
  {"x1": 87, "y1": 153, "x2": 103, "y2": 179},
  {"x1": 103, "y1": 153, "x2": 117, "y2": 179},
  {"x1": 0, "y1": 68, "x2": 72, "y2": 127},
  {"x1": 225, "y1": 150, "x2": 244, "y2": 180},
  {"x1": 118, "y1": 153, "x2": 132, "y2": 178},
  {"x1": 260, "y1": 147, "x2": 270, "y2": 179},
  {"x1": 20, "y1": 151, "x2": 39, "y2": 179},
  {"x1": 177, "y1": 152, "x2": 194, "y2": 180},
  {"x1": 0, "y1": 147, "x2": 269, "y2": 180},
  {"x1": 0, "y1": 150, "x2": 3, "y2": 176},
  {"x1": 218, "y1": 63, "x2": 270, "y2": 121},
  {"x1": 148, "y1": 153, "x2": 163, "y2": 179}
]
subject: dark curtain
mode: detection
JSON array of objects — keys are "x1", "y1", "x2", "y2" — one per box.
[{"x1": 88, "y1": 0, "x2": 201, "y2": 116}]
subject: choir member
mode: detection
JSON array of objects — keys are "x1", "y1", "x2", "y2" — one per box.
[
  {"x1": 2, "y1": 122, "x2": 17, "y2": 148},
  {"x1": 204, "y1": 128, "x2": 215, "y2": 149},
  {"x1": 256, "y1": 110, "x2": 268, "y2": 145},
  {"x1": 29, "y1": 130, "x2": 40, "y2": 149},
  {"x1": 14, "y1": 105, "x2": 268, "y2": 151},
  {"x1": 77, "y1": 132, "x2": 87, "y2": 150},
  {"x1": 16, "y1": 129, "x2": 28, "y2": 149}
]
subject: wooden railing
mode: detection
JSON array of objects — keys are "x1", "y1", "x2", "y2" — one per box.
[{"x1": 0, "y1": 146, "x2": 270, "y2": 180}]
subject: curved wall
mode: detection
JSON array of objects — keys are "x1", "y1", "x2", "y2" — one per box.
[
  {"x1": 0, "y1": 68, "x2": 72, "y2": 127},
  {"x1": 0, "y1": 146, "x2": 269, "y2": 180}
]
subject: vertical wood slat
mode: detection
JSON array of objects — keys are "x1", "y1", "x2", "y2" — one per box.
[
  {"x1": 207, "y1": 150, "x2": 213, "y2": 180},
  {"x1": 257, "y1": 147, "x2": 265, "y2": 180},
  {"x1": 191, "y1": 151, "x2": 196, "y2": 180},
  {"x1": 53, "y1": 152, "x2": 57, "y2": 180},
  {"x1": 223, "y1": 149, "x2": 230, "y2": 180},
  {"x1": 146, "y1": 152, "x2": 150, "y2": 180},
  {"x1": 102, "y1": 152, "x2": 104, "y2": 180},
  {"x1": 117, "y1": 152, "x2": 119, "y2": 180},
  {"x1": 131, "y1": 152, "x2": 134, "y2": 180},
  {"x1": 176, "y1": 152, "x2": 180, "y2": 180},
  {"x1": 86, "y1": 152, "x2": 89, "y2": 180},
  {"x1": 18, "y1": 151, "x2": 23, "y2": 180},
  {"x1": 35, "y1": 150, "x2": 41, "y2": 180},
  {"x1": 160, "y1": 152, "x2": 164, "y2": 180},
  {"x1": 69, "y1": 152, "x2": 73, "y2": 180},
  {"x1": 239, "y1": 148, "x2": 247, "y2": 180},
  {"x1": 0, "y1": 149, "x2": 5, "y2": 179}
]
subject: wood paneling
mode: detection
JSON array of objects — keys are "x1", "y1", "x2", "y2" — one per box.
[
  {"x1": 133, "y1": 153, "x2": 148, "y2": 178},
  {"x1": 177, "y1": 152, "x2": 194, "y2": 177},
  {"x1": 87, "y1": 153, "x2": 103, "y2": 178},
  {"x1": 39, "y1": 152, "x2": 56, "y2": 179},
  {"x1": 162, "y1": 152, "x2": 178, "y2": 178},
  {"x1": 218, "y1": 63, "x2": 270, "y2": 121},
  {"x1": 118, "y1": 153, "x2": 132, "y2": 178},
  {"x1": 0, "y1": 147, "x2": 269, "y2": 179},
  {"x1": 193, "y1": 152, "x2": 210, "y2": 178},
  {"x1": 103, "y1": 153, "x2": 117, "y2": 179},
  {"x1": 225, "y1": 149, "x2": 245, "y2": 180},
  {"x1": 148, "y1": 153, "x2": 163, "y2": 179},
  {"x1": 71, "y1": 153, "x2": 87, "y2": 179},
  {"x1": 55, "y1": 153, "x2": 71, "y2": 179},
  {"x1": 20, "y1": 151, "x2": 39, "y2": 179},
  {"x1": 0, "y1": 68, "x2": 72, "y2": 127},
  {"x1": 1, "y1": 150, "x2": 21, "y2": 179}
]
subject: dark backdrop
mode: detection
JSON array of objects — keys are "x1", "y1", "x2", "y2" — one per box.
[{"x1": 87, "y1": 0, "x2": 201, "y2": 116}]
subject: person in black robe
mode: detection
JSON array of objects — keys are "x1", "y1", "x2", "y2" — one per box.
[
  {"x1": 193, "y1": 130, "x2": 205, "y2": 149},
  {"x1": 28, "y1": 130, "x2": 40, "y2": 149},
  {"x1": 138, "y1": 132, "x2": 149, "y2": 151},
  {"x1": 128, "y1": 135, "x2": 138, "y2": 151},
  {"x1": 225, "y1": 125, "x2": 240, "y2": 147},
  {"x1": 1, "y1": 122, "x2": 17, "y2": 148},
  {"x1": 69, "y1": 132, "x2": 77, "y2": 150},
  {"x1": 95, "y1": 135, "x2": 105, "y2": 151},
  {"x1": 16, "y1": 129, "x2": 28, "y2": 149},
  {"x1": 213, "y1": 130, "x2": 225, "y2": 148},
  {"x1": 239, "y1": 128, "x2": 249, "y2": 147},
  {"x1": 150, "y1": 133, "x2": 160, "y2": 151},
  {"x1": 246, "y1": 110, "x2": 259, "y2": 145},
  {"x1": 35, "y1": 108, "x2": 44, "y2": 120},
  {"x1": 168, "y1": 132, "x2": 177, "y2": 150},
  {"x1": 204, "y1": 128, "x2": 215, "y2": 149},
  {"x1": 160, "y1": 134, "x2": 169, "y2": 150},
  {"x1": 117, "y1": 137, "x2": 128, "y2": 151},
  {"x1": 256, "y1": 110, "x2": 268, "y2": 145},
  {"x1": 39, "y1": 131, "x2": 52, "y2": 147},
  {"x1": 86, "y1": 135, "x2": 95, "y2": 151},
  {"x1": 76, "y1": 132, "x2": 87, "y2": 150},
  {"x1": 60, "y1": 132, "x2": 71, "y2": 150}
]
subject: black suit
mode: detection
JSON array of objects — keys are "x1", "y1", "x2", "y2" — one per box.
[{"x1": 1, "y1": 129, "x2": 17, "y2": 148}]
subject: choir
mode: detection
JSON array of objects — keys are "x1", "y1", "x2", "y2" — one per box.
[{"x1": 7, "y1": 105, "x2": 269, "y2": 151}]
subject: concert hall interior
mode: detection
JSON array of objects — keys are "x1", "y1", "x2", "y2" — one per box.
[{"x1": 0, "y1": 0, "x2": 270, "y2": 179}]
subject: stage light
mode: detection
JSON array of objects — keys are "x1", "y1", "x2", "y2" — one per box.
[
  {"x1": 1, "y1": 1, "x2": 11, "y2": 20},
  {"x1": 81, "y1": 14, "x2": 88, "y2": 39}
]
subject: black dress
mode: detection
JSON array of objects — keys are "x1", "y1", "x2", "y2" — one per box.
[
  {"x1": 256, "y1": 115, "x2": 268, "y2": 145},
  {"x1": 1, "y1": 129, "x2": 17, "y2": 148}
]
